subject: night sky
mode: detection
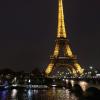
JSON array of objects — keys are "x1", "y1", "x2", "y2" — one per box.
[{"x1": 0, "y1": 0, "x2": 100, "y2": 72}]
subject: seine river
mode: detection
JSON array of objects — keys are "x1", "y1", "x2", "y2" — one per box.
[
  {"x1": 0, "y1": 88, "x2": 78, "y2": 100},
  {"x1": 0, "y1": 81, "x2": 99, "y2": 100}
]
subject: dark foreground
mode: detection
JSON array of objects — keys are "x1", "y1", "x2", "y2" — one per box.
[
  {"x1": 0, "y1": 88, "x2": 78, "y2": 100},
  {"x1": 0, "y1": 81, "x2": 100, "y2": 100}
]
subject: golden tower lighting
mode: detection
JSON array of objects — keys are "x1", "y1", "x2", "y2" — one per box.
[{"x1": 45, "y1": 0, "x2": 84, "y2": 76}]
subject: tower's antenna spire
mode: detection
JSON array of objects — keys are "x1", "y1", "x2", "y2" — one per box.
[{"x1": 57, "y1": 0, "x2": 67, "y2": 38}]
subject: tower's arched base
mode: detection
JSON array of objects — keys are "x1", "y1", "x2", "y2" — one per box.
[{"x1": 45, "y1": 62, "x2": 84, "y2": 78}]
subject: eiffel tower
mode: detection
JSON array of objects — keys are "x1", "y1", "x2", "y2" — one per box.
[{"x1": 45, "y1": 0, "x2": 84, "y2": 76}]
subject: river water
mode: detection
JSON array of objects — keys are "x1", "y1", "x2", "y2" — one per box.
[
  {"x1": 0, "y1": 81, "x2": 99, "y2": 100},
  {"x1": 0, "y1": 88, "x2": 78, "y2": 100}
]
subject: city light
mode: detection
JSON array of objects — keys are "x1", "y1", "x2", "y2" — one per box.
[{"x1": 79, "y1": 81, "x2": 88, "y2": 91}]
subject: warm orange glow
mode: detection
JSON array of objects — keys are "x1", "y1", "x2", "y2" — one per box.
[
  {"x1": 45, "y1": 0, "x2": 84, "y2": 77},
  {"x1": 74, "y1": 63, "x2": 84, "y2": 75},
  {"x1": 45, "y1": 63, "x2": 54, "y2": 75},
  {"x1": 66, "y1": 45, "x2": 73, "y2": 57},
  {"x1": 79, "y1": 81, "x2": 88, "y2": 91},
  {"x1": 72, "y1": 68, "x2": 77, "y2": 75},
  {"x1": 57, "y1": 0, "x2": 67, "y2": 38},
  {"x1": 54, "y1": 44, "x2": 59, "y2": 57}
]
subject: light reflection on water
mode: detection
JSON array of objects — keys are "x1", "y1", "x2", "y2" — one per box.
[
  {"x1": 11, "y1": 89, "x2": 18, "y2": 99},
  {"x1": 0, "y1": 88, "x2": 78, "y2": 100},
  {"x1": 0, "y1": 90, "x2": 8, "y2": 100},
  {"x1": 0, "y1": 81, "x2": 90, "y2": 100},
  {"x1": 79, "y1": 81, "x2": 88, "y2": 91}
]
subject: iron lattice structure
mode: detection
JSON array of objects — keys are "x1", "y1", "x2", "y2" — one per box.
[{"x1": 45, "y1": 0, "x2": 84, "y2": 76}]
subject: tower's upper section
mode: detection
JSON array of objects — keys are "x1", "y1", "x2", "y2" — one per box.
[{"x1": 57, "y1": 0, "x2": 67, "y2": 38}]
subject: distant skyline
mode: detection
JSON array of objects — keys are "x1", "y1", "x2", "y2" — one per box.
[{"x1": 0, "y1": 0, "x2": 100, "y2": 71}]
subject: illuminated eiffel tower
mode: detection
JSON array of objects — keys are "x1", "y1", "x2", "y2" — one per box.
[{"x1": 45, "y1": 0, "x2": 84, "y2": 76}]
